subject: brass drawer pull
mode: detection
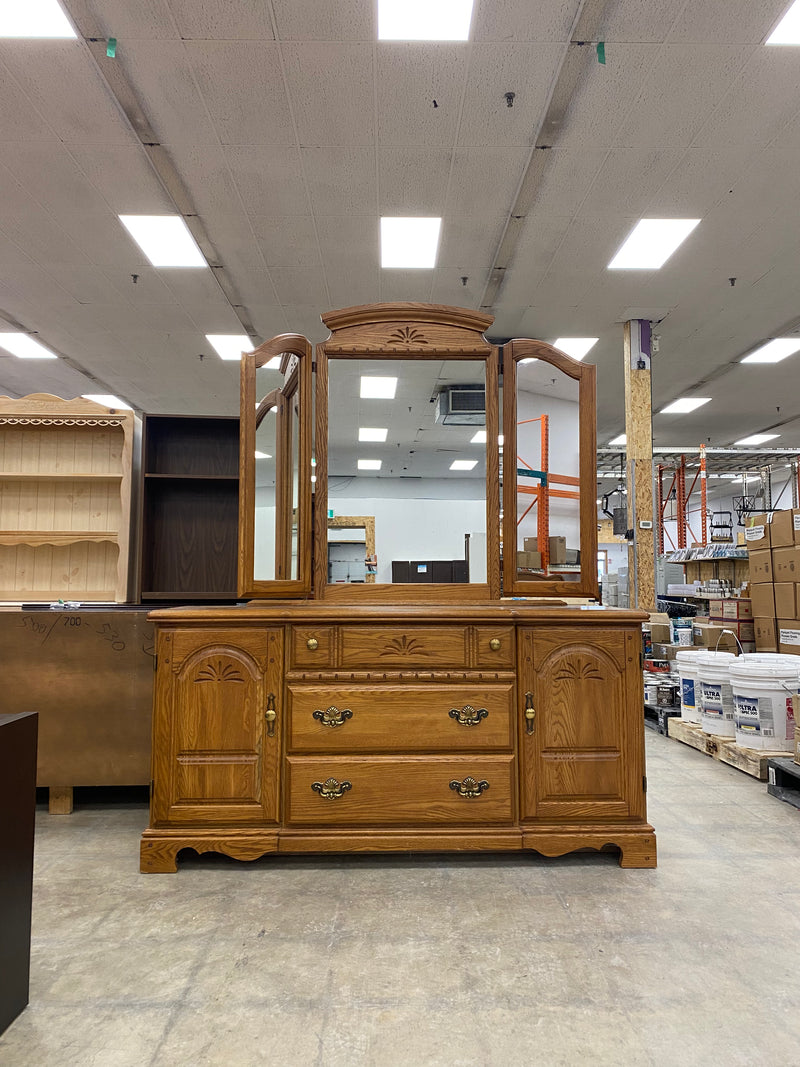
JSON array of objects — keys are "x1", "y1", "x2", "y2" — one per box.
[
  {"x1": 449, "y1": 777, "x2": 490, "y2": 798},
  {"x1": 313, "y1": 706, "x2": 353, "y2": 728},
  {"x1": 264, "y1": 692, "x2": 277, "y2": 737},
  {"x1": 306, "y1": 637, "x2": 319, "y2": 651},
  {"x1": 524, "y1": 691, "x2": 536, "y2": 735},
  {"x1": 311, "y1": 778, "x2": 352, "y2": 800},
  {"x1": 449, "y1": 705, "x2": 488, "y2": 727},
  {"x1": 489, "y1": 638, "x2": 501, "y2": 651}
]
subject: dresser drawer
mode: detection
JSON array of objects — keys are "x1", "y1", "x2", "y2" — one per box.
[
  {"x1": 288, "y1": 683, "x2": 514, "y2": 752},
  {"x1": 290, "y1": 626, "x2": 335, "y2": 668},
  {"x1": 474, "y1": 626, "x2": 515, "y2": 667},
  {"x1": 286, "y1": 755, "x2": 515, "y2": 825},
  {"x1": 339, "y1": 626, "x2": 468, "y2": 668}
]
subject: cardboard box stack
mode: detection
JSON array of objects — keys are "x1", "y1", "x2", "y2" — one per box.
[
  {"x1": 745, "y1": 508, "x2": 800, "y2": 656},
  {"x1": 707, "y1": 597, "x2": 754, "y2": 653}
]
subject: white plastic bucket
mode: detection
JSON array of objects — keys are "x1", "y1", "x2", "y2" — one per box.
[
  {"x1": 676, "y1": 650, "x2": 706, "y2": 724},
  {"x1": 729, "y1": 657, "x2": 800, "y2": 750},
  {"x1": 696, "y1": 652, "x2": 738, "y2": 735}
]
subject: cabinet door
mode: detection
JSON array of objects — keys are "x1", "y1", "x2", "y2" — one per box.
[
  {"x1": 151, "y1": 628, "x2": 283, "y2": 826},
  {"x1": 519, "y1": 626, "x2": 644, "y2": 821}
]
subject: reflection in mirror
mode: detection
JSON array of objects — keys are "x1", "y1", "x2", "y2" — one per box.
[
  {"x1": 289, "y1": 390, "x2": 300, "y2": 580},
  {"x1": 515, "y1": 358, "x2": 581, "y2": 584},
  {"x1": 254, "y1": 369, "x2": 278, "y2": 581},
  {"x1": 327, "y1": 358, "x2": 487, "y2": 584}
]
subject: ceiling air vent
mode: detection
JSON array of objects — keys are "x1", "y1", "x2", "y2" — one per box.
[{"x1": 434, "y1": 385, "x2": 486, "y2": 426}]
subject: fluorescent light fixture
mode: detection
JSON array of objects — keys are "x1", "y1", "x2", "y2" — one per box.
[
  {"x1": 450, "y1": 460, "x2": 478, "y2": 471},
  {"x1": 378, "y1": 0, "x2": 474, "y2": 40},
  {"x1": 498, "y1": 434, "x2": 504, "y2": 447},
  {"x1": 82, "y1": 394, "x2": 132, "y2": 409},
  {"x1": 608, "y1": 218, "x2": 700, "y2": 269},
  {"x1": 553, "y1": 337, "x2": 598, "y2": 361},
  {"x1": 0, "y1": 333, "x2": 57, "y2": 359},
  {"x1": 519, "y1": 358, "x2": 537, "y2": 365},
  {"x1": 205, "y1": 334, "x2": 255, "y2": 361},
  {"x1": 767, "y1": 0, "x2": 800, "y2": 44},
  {"x1": 119, "y1": 215, "x2": 207, "y2": 268},
  {"x1": 0, "y1": 0, "x2": 76, "y2": 37},
  {"x1": 254, "y1": 451, "x2": 272, "y2": 459},
  {"x1": 358, "y1": 459, "x2": 382, "y2": 471},
  {"x1": 734, "y1": 434, "x2": 780, "y2": 445},
  {"x1": 471, "y1": 430, "x2": 487, "y2": 444},
  {"x1": 359, "y1": 427, "x2": 388, "y2": 442},
  {"x1": 740, "y1": 338, "x2": 800, "y2": 363},
  {"x1": 659, "y1": 397, "x2": 711, "y2": 414},
  {"x1": 380, "y1": 217, "x2": 441, "y2": 268},
  {"x1": 608, "y1": 434, "x2": 627, "y2": 446},
  {"x1": 360, "y1": 376, "x2": 397, "y2": 399}
]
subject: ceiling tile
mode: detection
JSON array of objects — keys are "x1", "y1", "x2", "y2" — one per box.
[
  {"x1": 119, "y1": 41, "x2": 219, "y2": 145},
  {"x1": 226, "y1": 146, "x2": 311, "y2": 215},
  {"x1": 270, "y1": 266, "x2": 330, "y2": 305},
  {"x1": 78, "y1": 0, "x2": 177, "y2": 40},
  {"x1": 303, "y1": 148, "x2": 377, "y2": 214},
  {"x1": 378, "y1": 148, "x2": 451, "y2": 215},
  {"x1": 273, "y1": 0, "x2": 373, "y2": 40},
  {"x1": 445, "y1": 147, "x2": 529, "y2": 215},
  {"x1": 523, "y1": 148, "x2": 608, "y2": 216},
  {"x1": 166, "y1": 0, "x2": 276, "y2": 39},
  {"x1": 282, "y1": 43, "x2": 374, "y2": 146},
  {"x1": 67, "y1": 145, "x2": 174, "y2": 214},
  {"x1": 379, "y1": 270, "x2": 436, "y2": 303},
  {"x1": 377, "y1": 43, "x2": 468, "y2": 147},
  {"x1": 595, "y1": 0, "x2": 685, "y2": 43},
  {"x1": 249, "y1": 216, "x2": 321, "y2": 268},
  {"x1": 317, "y1": 216, "x2": 377, "y2": 264},
  {"x1": 430, "y1": 269, "x2": 489, "y2": 307},
  {"x1": 579, "y1": 149, "x2": 677, "y2": 215},
  {"x1": 0, "y1": 355, "x2": 94, "y2": 401},
  {"x1": 668, "y1": 0, "x2": 789, "y2": 43},
  {"x1": 325, "y1": 265, "x2": 381, "y2": 307},
  {"x1": 438, "y1": 215, "x2": 506, "y2": 267},
  {"x1": 472, "y1": 0, "x2": 578, "y2": 42}
]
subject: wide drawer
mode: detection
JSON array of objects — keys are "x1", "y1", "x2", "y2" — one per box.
[
  {"x1": 286, "y1": 755, "x2": 515, "y2": 825},
  {"x1": 288, "y1": 624, "x2": 515, "y2": 670},
  {"x1": 288, "y1": 683, "x2": 514, "y2": 752}
]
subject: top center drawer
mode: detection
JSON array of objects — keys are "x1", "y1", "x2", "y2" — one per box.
[{"x1": 290, "y1": 625, "x2": 515, "y2": 670}]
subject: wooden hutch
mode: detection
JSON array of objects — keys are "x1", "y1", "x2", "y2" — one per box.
[{"x1": 140, "y1": 304, "x2": 655, "y2": 872}]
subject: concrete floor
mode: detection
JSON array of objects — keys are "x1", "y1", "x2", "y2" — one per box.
[{"x1": 1, "y1": 730, "x2": 799, "y2": 1067}]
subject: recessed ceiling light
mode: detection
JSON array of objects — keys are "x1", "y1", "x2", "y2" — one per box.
[
  {"x1": 450, "y1": 460, "x2": 478, "y2": 471},
  {"x1": 0, "y1": 0, "x2": 76, "y2": 37},
  {"x1": 734, "y1": 434, "x2": 780, "y2": 445},
  {"x1": 0, "y1": 333, "x2": 58, "y2": 359},
  {"x1": 380, "y1": 217, "x2": 441, "y2": 268},
  {"x1": 740, "y1": 338, "x2": 800, "y2": 363},
  {"x1": 659, "y1": 397, "x2": 712, "y2": 414},
  {"x1": 360, "y1": 376, "x2": 397, "y2": 399},
  {"x1": 205, "y1": 334, "x2": 255, "y2": 361},
  {"x1": 254, "y1": 451, "x2": 272, "y2": 459},
  {"x1": 359, "y1": 427, "x2": 388, "y2": 442},
  {"x1": 553, "y1": 338, "x2": 598, "y2": 361},
  {"x1": 767, "y1": 0, "x2": 800, "y2": 44},
  {"x1": 358, "y1": 459, "x2": 382, "y2": 470},
  {"x1": 471, "y1": 430, "x2": 487, "y2": 444},
  {"x1": 81, "y1": 394, "x2": 132, "y2": 409},
  {"x1": 378, "y1": 0, "x2": 474, "y2": 40},
  {"x1": 608, "y1": 434, "x2": 626, "y2": 446},
  {"x1": 119, "y1": 215, "x2": 207, "y2": 268},
  {"x1": 608, "y1": 219, "x2": 700, "y2": 269}
]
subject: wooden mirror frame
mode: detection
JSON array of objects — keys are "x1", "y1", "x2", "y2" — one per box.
[
  {"x1": 502, "y1": 338, "x2": 599, "y2": 600},
  {"x1": 313, "y1": 303, "x2": 501, "y2": 603},
  {"x1": 238, "y1": 333, "x2": 313, "y2": 599}
]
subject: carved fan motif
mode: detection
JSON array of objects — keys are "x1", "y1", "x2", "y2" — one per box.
[
  {"x1": 194, "y1": 660, "x2": 245, "y2": 683},
  {"x1": 378, "y1": 634, "x2": 429, "y2": 657},
  {"x1": 387, "y1": 326, "x2": 428, "y2": 345},
  {"x1": 554, "y1": 659, "x2": 604, "y2": 682}
]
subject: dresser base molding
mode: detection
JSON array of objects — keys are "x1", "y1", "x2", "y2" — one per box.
[{"x1": 140, "y1": 824, "x2": 656, "y2": 872}]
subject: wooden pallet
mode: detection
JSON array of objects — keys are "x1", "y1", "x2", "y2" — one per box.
[
  {"x1": 667, "y1": 718, "x2": 789, "y2": 780},
  {"x1": 767, "y1": 758, "x2": 800, "y2": 809}
]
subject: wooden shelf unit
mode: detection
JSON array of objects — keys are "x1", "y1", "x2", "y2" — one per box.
[
  {"x1": 138, "y1": 415, "x2": 240, "y2": 601},
  {"x1": 0, "y1": 395, "x2": 135, "y2": 602}
]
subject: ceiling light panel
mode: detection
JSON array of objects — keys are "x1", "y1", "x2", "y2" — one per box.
[
  {"x1": 359, "y1": 427, "x2": 388, "y2": 442},
  {"x1": 734, "y1": 434, "x2": 780, "y2": 445},
  {"x1": 360, "y1": 376, "x2": 397, "y2": 399},
  {"x1": 358, "y1": 459, "x2": 382, "y2": 470},
  {"x1": 659, "y1": 398, "x2": 712, "y2": 414},
  {"x1": 740, "y1": 338, "x2": 800, "y2": 363},
  {"x1": 0, "y1": 0, "x2": 76, "y2": 37},
  {"x1": 380, "y1": 218, "x2": 441, "y2": 268},
  {"x1": 767, "y1": 1, "x2": 800, "y2": 44},
  {"x1": 608, "y1": 434, "x2": 627, "y2": 446},
  {"x1": 206, "y1": 335, "x2": 255, "y2": 361},
  {"x1": 450, "y1": 460, "x2": 478, "y2": 471},
  {"x1": 82, "y1": 394, "x2": 132, "y2": 409},
  {"x1": 553, "y1": 338, "x2": 598, "y2": 361},
  {"x1": 471, "y1": 430, "x2": 487, "y2": 444},
  {"x1": 378, "y1": 0, "x2": 474, "y2": 40},
  {"x1": 119, "y1": 216, "x2": 208, "y2": 268},
  {"x1": 608, "y1": 219, "x2": 700, "y2": 269},
  {"x1": 0, "y1": 334, "x2": 58, "y2": 359}
]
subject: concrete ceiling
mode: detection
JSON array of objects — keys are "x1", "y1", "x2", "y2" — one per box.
[{"x1": 1, "y1": 0, "x2": 800, "y2": 459}]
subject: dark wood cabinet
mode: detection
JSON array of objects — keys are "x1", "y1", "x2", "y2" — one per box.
[{"x1": 139, "y1": 416, "x2": 239, "y2": 600}]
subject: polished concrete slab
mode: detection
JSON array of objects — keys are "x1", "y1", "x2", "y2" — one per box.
[{"x1": 1, "y1": 730, "x2": 799, "y2": 1066}]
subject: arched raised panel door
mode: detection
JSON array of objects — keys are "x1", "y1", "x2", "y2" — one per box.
[
  {"x1": 151, "y1": 629, "x2": 283, "y2": 826},
  {"x1": 520, "y1": 627, "x2": 644, "y2": 821}
]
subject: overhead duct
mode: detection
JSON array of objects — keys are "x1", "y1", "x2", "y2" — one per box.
[{"x1": 434, "y1": 385, "x2": 486, "y2": 426}]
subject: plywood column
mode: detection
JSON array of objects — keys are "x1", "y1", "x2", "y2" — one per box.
[{"x1": 623, "y1": 321, "x2": 655, "y2": 611}]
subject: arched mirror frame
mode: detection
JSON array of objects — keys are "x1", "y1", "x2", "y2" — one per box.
[
  {"x1": 502, "y1": 338, "x2": 599, "y2": 600},
  {"x1": 313, "y1": 303, "x2": 501, "y2": 603},
  {"x1": 238, "y1": 333, "x2": 313, "y2": 599}
]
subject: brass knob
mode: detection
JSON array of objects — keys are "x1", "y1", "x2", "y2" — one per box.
[
  {"x1": 306, "y1": 637, "x2": 319, "y2": 651},
  {"x1": 489, "y1": 638, "x2": 501, "y2": 651}
]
